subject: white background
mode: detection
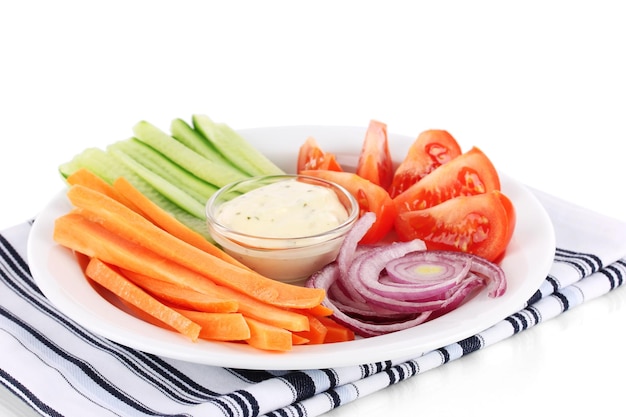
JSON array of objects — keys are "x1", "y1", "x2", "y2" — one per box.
[
  {"x1": 1, "y1": 1, "x2": 624, "y2": 229},
  {"x1": 1, "y1": 1, "x2": 625, "y2": 416}
]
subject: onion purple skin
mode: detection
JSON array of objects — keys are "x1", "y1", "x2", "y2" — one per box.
[
  {"x1": 305, "y1": 212, "x2": 508, "y2": 338},
  {"x1": 306, "y1": 265, "x2": 432, "y2": 338}
]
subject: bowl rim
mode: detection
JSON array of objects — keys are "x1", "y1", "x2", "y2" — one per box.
[{"x1": 205, "y1": 174, "x2": 359, "y2": 246}]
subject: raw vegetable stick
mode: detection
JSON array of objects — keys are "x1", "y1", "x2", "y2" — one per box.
[
  {"x1": 112, "y1": 176, "x2": 248, "y2": 269},
  {"x1": 84, "y1": 257, "x2": 202, "y2": 342},
  {"x1": 66, "y1": 184, "x2": 326, "y2": 309},
  {"x1": 120, "y1": 268, "x2": 239, "y2": 313},
  {"x1": 293, "y1": 313, "x2": 328, "y2": 345},
  {"x1": 53, "y1": 213, "x2": 311, "y2": 332},
  {"x1": 59, "y1": 147, "x2": 212, "y2": 240},
  {"x1": 132, "y1": 120, "x2": 247, "y2": 188},
  {"x1": 121, "y1": 244, "x2": 351, "y2": 344},
  {"x1": 171, "y1": 308, "x2": 251, "y2": 342},
  {"x1": 66, "y1": 168, "x2": 141, "y2": 213},
  {"x1": 244, "y1": 317, "x2": 293, "y2": 352},
  {"x1": 288, "y1": 307, "x2": 355, "y2": 343},
  {"x1": 298, "y1": 304, "x2": 334, "y2": 317},
  {"x1": 291, "y1": 334, "x2": 310, "y2": 345},
  {"x1": 317, "y1": 315, "x2": 355, "y2": 343},
  {"x1": 192, "y1": 114, "x2": 284, "y2": 176},
  {"x1": 115, "y1": 297, "x2": 181, "y2": 332},
  {"x1": 59, "y1": 147, "x2": 124, "y2": 184},
  {"x1": 170, "y1": 118, "x2": 240, "y2": 169},
  {"x1": 108, "y1": 138, "x2": 218, "y2": 204},
  {"x1": 108, "y1": 147, "x2": 206, "y2": 218}
]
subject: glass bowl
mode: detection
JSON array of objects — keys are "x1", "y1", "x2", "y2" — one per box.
[{"x1": 206, "y1": 174, "x2": 359, "y2": 284}]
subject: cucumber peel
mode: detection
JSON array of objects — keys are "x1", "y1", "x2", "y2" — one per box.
[
  {"x1": 108, "y1": 138, "x2": 217, "y2": 204},
  {"x1": 59, "y1": 148, "x2": 124, "y2": 184},
  {"x1": 133, "y1": 120, "x2": 248, "y2": 188},
  {"x1": 192, "y1": 114, "x2": 284, "y2": 177},
  {"x1": 58, "y1": 114, "x2": 280, "y2": 241},
  {"x1": 59, "y1": 145, "x2": 213, "y2": 240},
  {"x1": 170, "y1": 118, "x2": 242, "y2": 173},
  {"x1": 108, "y1": 146, "x2": 206, "y2": 218}
]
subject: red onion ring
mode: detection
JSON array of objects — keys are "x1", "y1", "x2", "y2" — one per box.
[
  {"x1": 337, "y1": 211, "x2": 376, "y2": 278},
  {"x1": 306, "y1": 265, "x2": 432, "y2": 337},
  {"x1": 305, "y1": 212, "x2": 507, "y2": 338}
]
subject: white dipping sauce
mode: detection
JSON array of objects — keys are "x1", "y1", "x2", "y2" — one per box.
[{"x1": 215, "y1": 179, "x2": 349, "y2": 239}]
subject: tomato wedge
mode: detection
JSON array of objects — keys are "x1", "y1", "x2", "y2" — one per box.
[
  {"x1": 388, "y1": 129, "x2": 462, "y2": 198},
  {"x1": 297, "y1": 137, "x2": 343, "y2": 173},
  {"x1": 300, "y1": 169, "x2": 396, "y2": 244},
  {"x1": 496, "y1": 190, "x2": 516, "y2": 263},
  {"x1": 355, "y1": 120, "x2": 394, "y2": 190},
  {"x1": 394, "y1": 191, "x2": 514, "y2": 262},
  {"x1": 393, "y1": 147, "x2": 500, "y2": 214}
]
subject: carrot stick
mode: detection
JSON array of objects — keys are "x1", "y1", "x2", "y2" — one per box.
[
  {"x1": 292, "y1": 333, "x2": 310, "y2": 345},
  {"x1": 116, "y1": 297, "x2": 183, "y2": 332},
  {"x1": 295, "y1": 304, "x2": 334, "y2": 317},
  {"x1": 112, "y1": 176, "x2": 249, "y2": 269},
  {"x1": 171, "y1": 308, "x2": 251, "y2": 341},
  {"x1": 244, "y1": 317, "x2": 293, "y2": 352},
  {"x1": 294, "y1": 313, "x2": 328, "y2": 345},
  {"x1": 84, "y1": 257, "x2": 201, "y2": 341},
  {"x1": 53, "y1": 213, "x2": 310, "y2": 332},
  {"x1": 66, "y1": 184, "x2": 326, "y2": 309},
  {"x1": 66, "y1": 168, "x2": 141, "y2": 213},
  {"x1": 120, "y1": 268, "x2": 238, "y2": 313},
  {"x1": 317, "y1": 316, "x2": 355, "y2": 343}
]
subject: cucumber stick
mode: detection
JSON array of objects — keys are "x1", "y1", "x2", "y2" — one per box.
[
  {"x1": 59, "y1": 146, "x2": 213, "y2": 240},
  {"x1": 59, "y1": 148, "x2": 124, "y2": 184},
  {"x1": 58, "y1": 115, "x2": 284, "y2": 242},
  {"x1": 108, "y1": 146, "x2": 206, "y2": 219},
  {"x1": 125, "y1": 181, "x2": 213, "y2": 241},
  {"x1": 192, "y1": 114, "x2": 284, "y2": 177},
  {"x1": 170, "y1": 118, "x2": 240, "y2": 171},
  {"x1": 108, "y1": 138, "x2": 218, "y2": 204},
  {"x1": 133, "y1": 120, "x2": 247, "y2": 188}
]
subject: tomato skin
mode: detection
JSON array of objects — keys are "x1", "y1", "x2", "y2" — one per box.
[
  {"x1": 394, "y1": 191, "x2": 512, "y2": 262},
  {"x1": 497, "y1": 191, "x2": 516, "y2": 243},
  {"x1": 300, "y1": 169, "x2": 397, "y2": 244},
  {"x1": 388, "y1": 130, "x2": 462, "y2": 198},
  {"x1": 297, "y1": 137, "x2": 343, "y2": 173},
  {"x1": 393, "y1": 147, "x2": 500, "y2": 214},
  {"x1": 356, "y1": 120, "x2": 394, "y2": 190}
]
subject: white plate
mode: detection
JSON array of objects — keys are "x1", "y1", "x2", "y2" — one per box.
[{"x1": 27, "y1": 125, "x2": 555, "y2": 370}]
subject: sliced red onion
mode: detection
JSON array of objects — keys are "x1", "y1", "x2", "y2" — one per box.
[
  {"x1": 306, "y1": 264, "x2": 432, "y2": 337},
  {"x1": 428, "y1": 272, "x2": 486, "y2": 319},
  {"x1": 327, "y1": 279, "x2": 407, "y2": 318},
  {"x1": 383, "y1": 250, "x2": 471, "y2": 285},
  {"x1": 344, "y1": 242, "x2": 451, "y2": 312},
  {"x1": 374, "y1": 250, "x2": 471, "y2": 301},
  {"x1": 467, "y1": 254, "x2": 507, "y2": 297},
  {"x1": 337, "y1": 211, "x2": 376, "y2": 277},
  {"x1": 305, "y1": 213, "x2": 507, "y2": 338}
]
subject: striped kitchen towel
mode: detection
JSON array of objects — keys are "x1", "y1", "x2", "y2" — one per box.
[{"x1": 1, "y1": 188, "x2": 625, "y2": 417}]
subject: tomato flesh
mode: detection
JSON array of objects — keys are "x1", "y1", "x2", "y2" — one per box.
[
  {"x1": 393, "y1": 147, "x2": 500, "y2": 214},
  {"x1": 356, "y1": 120, "x2": 394, "y2": 190},
  {"x1": 300, "y1": 169, "x2": 397, "y2": 244},
  {"x1": 297, "y1": 137, "x2": 343, "y2": 173},
  {"x1": 394, "y1": 191, "x2": 512, "y2": 262},
  {"x1": 388, "y1": 129, "x2": 462, "y2": 198}
]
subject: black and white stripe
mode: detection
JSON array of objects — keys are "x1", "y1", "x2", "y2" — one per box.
[
  {"x1": 554, "y1": 247, "x2": 603, "y2": 280},
  {"x1": 265, "y1": 251, "x2": 626, "y2": 416},
  {"x1": 1, "y1": 226, "x2": 230, "y2": 416},
  {"x1": 2, "y1": 219, "x2": 626, "y2": 417}
]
